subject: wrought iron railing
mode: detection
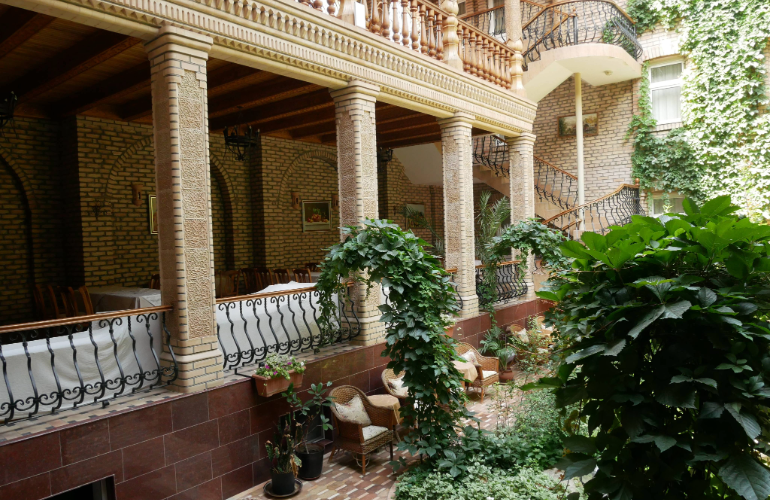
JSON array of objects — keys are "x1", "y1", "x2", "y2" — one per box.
[
  {"x1": 472, "y1": 134, "x2": 509, "y2": 177},
  {"x1": 0, "y1": 306, "x2": 176, "y2": 424},
  {"x1": 542, "y1": 183, "x2": 644, "y2": 240},
  {"x1": 476, "y1": 261, "x2": 527, "y2": 306},
  {"x1": 534, "y1": 156, "x2": 578, "y2": 209},
  {"x1": 216, "y1": 284, "x2": 360, "y2": 371},
  {"x1": 522, "y1": 0, "x2": 643, "y2": 65},
  {"x1": 459, "y1": 0, "x2": 546, "y2": 41}
]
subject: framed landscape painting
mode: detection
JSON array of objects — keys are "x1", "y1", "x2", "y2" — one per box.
[
  {"x1": 302, "y1": 200, "x2": 332, "y2": 231},
  {"x1": 558, "y1": 113, "x2": 598, "y2": 137},
  {"x1": 148, "y1": 194, "x2": 158, "y2": 234}
]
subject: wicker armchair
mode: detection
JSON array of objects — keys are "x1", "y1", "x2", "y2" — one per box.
[
  {"x1": 329, "y1": 385, "x2": 394, "y2": 475},
  {"x1": 381, "y1": 369, "x2": 408, "y2": 405},
  {"x1": 455, "y1": 342, "x2": 499, "y2": 402}
]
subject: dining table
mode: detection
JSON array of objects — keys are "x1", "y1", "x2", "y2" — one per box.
[{"x1": 89, "y1": 285, "x2": 162, "y2": 312}]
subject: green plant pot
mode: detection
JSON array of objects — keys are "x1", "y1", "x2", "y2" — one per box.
[
  {"x1": 296, "y1": 444, "x2": 325, "y2": 480},
  {"x1": 270, "y1": 471, "x2": 296, "y2": 496}
]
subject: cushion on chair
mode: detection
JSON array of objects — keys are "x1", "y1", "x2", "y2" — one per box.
[
  {"x1": 482, "y1": 370, "x2": 497, "y2": 380},
  {"x1": 388, "y1": 377, "x2": 408, "y2": 398},
  {"x1": 335, "y1": 395, "x2": 372, "y2": 426},
  {"x1": 460, "y1": 350, "x2": 481, "y2": 366},
  {"x1": 362, "y1": 425, "x2": 389, "y2": 441}
]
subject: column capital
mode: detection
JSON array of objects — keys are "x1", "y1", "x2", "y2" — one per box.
[
  {"x1": 330, "y1": 79, "x2": 380, "y2": 103},
  {"x1": 145, "y1": 25, "x2": 213, "y2": 60},
  {"x1": 437, "y1": 111, "x2": 474, "y2": 128},
  {"x1": 506, "y1": 132, "x2": 536, "y2": 146}
]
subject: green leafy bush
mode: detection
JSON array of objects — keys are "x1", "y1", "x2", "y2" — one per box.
[
  {"x1": 492, "y1": 218, "x2": 570, "y2": 272},
  {"x1": 395, "y1": 462, "x2": 563, "y2": 500},
  {"x1": 531, "y1": 196, "x2": 770, "y2": 499}
]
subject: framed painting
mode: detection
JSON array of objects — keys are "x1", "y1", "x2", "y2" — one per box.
[
  {"x1": 148, "y1": 194, "x2": 158, "y2": 234},
  {"x1": 302, "y1": 200, "x2": 332, "y2": 231},
  {"x1": 557, "y1": 113, "x2": 598, "y2": 137}
]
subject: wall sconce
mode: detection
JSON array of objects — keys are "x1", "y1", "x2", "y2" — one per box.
[
  {"x1": 131, "y1": 183, "x2": 143, "y2": 206},
  {"x1": 89, "y1": 199, "x2": 111, "y2": 219},
  {"x1": 331, "y1": 194, "x2": 339, "y2": 211},
  {"x1": 291, "y1": 191, "x2": 300, "y2": 209}
]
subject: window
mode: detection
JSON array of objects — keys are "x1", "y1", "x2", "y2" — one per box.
[
  {"x1": 651, "y1": 193, "x2": 685, "y2": 217},
  {"x1": 458, "y1": 1, "x2": 466, "y2": 16},
  {"x1": 649, "y1": 61, "x2": 683, "y2": 124}
]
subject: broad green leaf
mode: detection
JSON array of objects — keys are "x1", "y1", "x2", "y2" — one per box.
[
  {"x1": 654, "y1": 435, "x2": 677, "y2": 453},
  {"x1": 582, "y1": 232, "x2": 607, "y2": 252},
  {"x1": 661, "y1": 300, "x2": 692, "y2": 319},
  {"x1": 561, "y1": 240, "x2": 592, "y2": 259},
  {"x1": 629, "y1": 306, "x2": 664, "y2": 338},
  {"x1": 698, "y1": 288, "x2": 717, "y2": 307},
  {"x1": 682, "y1": 198, "x2": 700, "y2": 216},
  {"x1": 557, "y1": 456, "x2": 597, "y2": 480},
  {"x1": 603, "y1": 338, "x2": 627, "y2": 356},
  {"x1": 566, "y1": 344, "x2": 606, "y2": 363},
  {"x1": 725, "y1": 405, "x2": 761, "y2": 439},
  {"x1": 718, "y1": 455, "x2": 770, "y2": 500},
  {"x1": 621, "y1": 408, "x2": 645, "y2": 438},
  {"x1": 564, "y1": 435, "x2": 597, "y2": 454},
  {"x1": 611, "y1": 483, "x2": 633, "y2": 500},
  {"x1": 700, "y1": 196, "x2": 734, "y2": 217},
  {"x1": 656, "y1": 385, "x2": 696, "y2": 408}
]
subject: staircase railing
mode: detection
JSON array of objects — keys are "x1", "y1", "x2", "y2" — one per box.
[
  {"x1": 522, "y1": 0, "x2": 643, "y2": 66},
  {"x1": 534, "y1": 156, "x2": 577, "y2": 209},
  {"x1": 472, "y1": 134, "x2": 509, "y2": 177},
  {"x1": 542, "y1": 183, "x2": 644, "y2": 240},
  {"x1": 459, "y1": 0, "x2": 545, "y2": 41}
]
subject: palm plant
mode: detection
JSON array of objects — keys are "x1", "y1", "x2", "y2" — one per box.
[
  {"x1": 401, "y1": 205, "x2": 445, "y2": 257},
  {"x1": 475, "y1": 191, "x2": 511, "y2": 309}
]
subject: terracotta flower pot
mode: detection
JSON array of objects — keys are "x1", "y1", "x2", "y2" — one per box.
[
  {"x1": 499, "y1": 370, "x2": 515, "y2": 382},
  {"x1": 253, "y1": 370, "x2": 304, "y2": 397}
]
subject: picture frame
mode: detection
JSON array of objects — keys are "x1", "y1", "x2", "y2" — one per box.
[
  {"x1": 557, "y1": 113, "x2": 598, "y2": 138},
  {"x1": 404, "y1": 203, "x2": 426, "y2": 229},
  {"x1": 302, "y1": 200, "x2": 332, "y2": 231},
  {"x1": 148, "y1": 194, "x2": 158, "y2": 235}
]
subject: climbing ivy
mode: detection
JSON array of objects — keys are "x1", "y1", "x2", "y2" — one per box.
[{"x1": 625, "y1": 0, "x2": 770, "y2": 220}]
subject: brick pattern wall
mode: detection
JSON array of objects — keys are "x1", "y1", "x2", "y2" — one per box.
[
  {"x1": 0, "y1": 117, "x2": 65, "y2": 324},
  {"x1": 533, "y1": 76, "x2": 635, "y2": 202}
]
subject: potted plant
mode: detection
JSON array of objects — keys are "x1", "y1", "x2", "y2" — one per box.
[
  {"x1": 265, "y1": 421, "x2": 301, "y2": 496},
  {"x1": 480, "y1": 325, "x2": 517, "y2": 381},
  {"x1": 282, "y1": 381, "x2": 335, "y2": 480},
  {"x1": 253, "y1": 353, "x2": 305, "y2": 397}
]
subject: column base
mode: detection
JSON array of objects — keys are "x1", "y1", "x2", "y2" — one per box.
[
  {"x1": 161, "y1": 344, "x2": 225, "y2": 392},
  {"x1": 350, "y1": 315, "x2": 387, "y2": 346},
  {"x1": 457, "y1": 294, "x2": 479, "y2": 318}
]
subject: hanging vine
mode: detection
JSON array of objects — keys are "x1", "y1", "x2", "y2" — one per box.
[{"x1": 625, "y1": 0, "x2": 770, "y2": 220}]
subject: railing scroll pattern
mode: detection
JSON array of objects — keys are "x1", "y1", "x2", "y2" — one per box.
[
  {"x1": 0, "y1": 306, "x2": 177, "y2": 425},
  {"x1": 534, "y1": 156, "x2": 578, "y2": 210},
  {"x1": 472, "y1": 134, "x2": 509, "y2": 177},
  {"x1": 459, "y1": 0, "x2": 546, "y2": 42},
  {"x1": 216, "y1": 284, "x2": 360, "y2": 371},
  {"x1": 543, "y1": 183, "x2": 645, "y2": 240},
  {"x1": 475, "y1": 261, "x2": 528, "y2": 306}
]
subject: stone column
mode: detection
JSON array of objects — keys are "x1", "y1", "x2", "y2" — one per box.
[
  {"x1": 330, "y1": 80, "x2": 386, "y2": 345},
  {"x1": 147, "y1": 25, "x2": 223, "y2": 391},
  {"x1": 507, "y1": 133, "x2": 536, "y2": 293},
  {"x1": 439, "y1": 112, "x2": 479, "y2": 319}
]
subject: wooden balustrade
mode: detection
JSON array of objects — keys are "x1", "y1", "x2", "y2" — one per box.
[{"x1": 331, "y1": 0, "x2": 521, "y2": 90}]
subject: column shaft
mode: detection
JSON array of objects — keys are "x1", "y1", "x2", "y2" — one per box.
[
  {"x1": 507, "y1": 133, "x2": 536, "y2": 293},
  {"x1": 439, "y1": 112, "x2": 479, "y2": 319},
  {"x1": 331, "y1": 80, "x2": 385, "y2": 345},
  {"x1": 147, "y1": 26, "x2": 223, "y2": 391}
]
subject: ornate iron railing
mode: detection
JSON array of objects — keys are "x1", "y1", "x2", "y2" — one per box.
[
  {"x1": 0, "y1": 306, "x2": 176, "y2": 424},
  {"x1": 534, "y1": 156, "x2": 578, "y2": 209},
  {"x1": 476, "y1": 261, "x2": 527, "y2": 306},
  {"x1": 459, "y1": 0, "x2": 546, "y2": 41},
  {"x1": 472, "y1": 134, "x2": 509, "y2": 177},
  {"x1": 522, "y1": 0, "x2": 643, "y2": 65},
  {"x1": 543, "y1": 183, "x2": 644, "y2": 240},
  {"x1": 216, "y1": 284, "x2": 360, "y2": 371}
]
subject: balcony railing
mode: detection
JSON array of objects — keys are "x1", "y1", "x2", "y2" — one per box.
[
  {"x1": 472, "y1": 134, "x2": 509, "y2": 177},
  {"x1": 459, "y1": 0, "x2": 546, "y2": 42},
  {"x1": 216, "y1": 283, "x2": 360, "y2": 371},
  {"x1": 0, "y1": 306, "x2": 176, "y2": 424},
  {"x1": 294, "y1": 0, "x2": 519, "y2": 90},
  {"x1": 522, "y1": 0, "x2": 643, "y2": 65},
  {"x1": 475, "y1": 261, "x2": 528, "y2": 306},
  {"x1": 542, "y1": 183, "x2": 644, "y2": 240},
  {"x1": 534, "y1": 156, "x2": 578, "y2": 209}
]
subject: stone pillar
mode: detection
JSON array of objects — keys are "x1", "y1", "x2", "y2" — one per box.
[
  {"x1": 147, "y1": 25, "x2": 223, "y2": 391},
  {"x1": 330, "y1": 80, "x2": 386, "y2": 345},
  {"x1": 439, "y1": 112, "x2": 479, "y2": 319},
  {"x1": 507, "y1": 133, "x2": 536, "y2": 293}
]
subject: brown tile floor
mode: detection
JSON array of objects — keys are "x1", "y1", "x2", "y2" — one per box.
[{"x1": 233, "y1": 388, "x2": 502, "y2": 500}]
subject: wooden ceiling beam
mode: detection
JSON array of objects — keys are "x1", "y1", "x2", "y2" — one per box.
[
  {"x1": 56, "y1": 61, "x2": 151, "y2": 116},
  {"x1": 290, "y1": 120, "x2": 337, "y2": 140},
  {"x1": 3, "y1": 31, "x2": 140, "y2": 103},
  {"x1": 0, "y1": 8, "x2": 55, "y2": 61},
  {"x1": 260, "y1": 107, "x2": 336, "y2": 134},
  {"x1": 210, "y1": 89, "x2": 332, "y2": 130},
  {"x1": 208, "y1": 78, "x2": 318, "y2": 118},
  {"x1": 207, "y1": 63, "x2": 262, "y2": 91},
  {"x1": 378, "y1": 124, "x2": 440, "y2": 143},
  {"x1": 378, "y1": 135, "x2": 442, "y2": 149},
  {"x1": 378, "y1": 115, "x2": 437, "y2": 134},
  {"x1": 375, "y1": 106, "x2": 424, "y2": 123}
]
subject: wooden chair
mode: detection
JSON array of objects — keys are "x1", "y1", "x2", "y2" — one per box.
[
  {"x1": 33, "y1": 284, "x2": 67, "y2": 320},
  {"x1": 215, "y1": 270, "x2": 241, "y2": 298},
  {"x1": 272, "y1": 268, "x2": 291, "y2": 284},
  {"x1": 329, "y1": 385, "x2": 394, "y2": 476},
  {"x1": 455, "y1": 342, "x2": 499, "y2": 402},
  {"x1": 242, "y1": 268, "x2": 274, "y2": 293},
  {"x1": 148, "y1": 273, "x2": 161, "y2": 290},
  {"x1": 293, "y1": 268, "x2": 312, "y2": 283},
  {"x1": 381, "y1": 369, "x2": 408, "y2": 406},
  {"x1": 304, "y1": 262, "x2": 320, "y2": 271},
  {"x1": 65, "y1": 286, "x2": 95, "y2": 317}
]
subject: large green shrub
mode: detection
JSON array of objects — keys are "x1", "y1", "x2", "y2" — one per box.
[
  {"x1": 316, "y1": 219, "x2": 467, "y2": 461},
  {"x1": 530, "y1": 196, "x2": 770, "y2": 499}
]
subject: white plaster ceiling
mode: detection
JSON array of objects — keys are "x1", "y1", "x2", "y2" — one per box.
[
  {"x1": 523, "y1": 43, "x2": 643, "y2": 102},
  {"x1": 395, "y1": 143, "x2": 496, "y2": 187}
]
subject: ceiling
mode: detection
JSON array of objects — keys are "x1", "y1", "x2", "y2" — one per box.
[{"x1": 0, "y1": 5, "x2": 488, "y2": 149}]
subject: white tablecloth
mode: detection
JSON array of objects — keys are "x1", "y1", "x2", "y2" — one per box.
[
  {"x1": 0, "y1": 313, "x2": 164, "y2": 419},
  {"x1": 90, "y1": 286, "x2": 162, "y2": 312}
]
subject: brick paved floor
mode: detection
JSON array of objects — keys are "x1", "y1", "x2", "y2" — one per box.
[{"x1": 233, "y1": 387, "x2": 503, "y2": 500}]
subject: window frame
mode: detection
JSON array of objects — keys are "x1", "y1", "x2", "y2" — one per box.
[
  {"x1": 650, "y1": 191, "x2": 685, "y2": 217},
  {"x1": 648, "y1": 58, "x2": 684, "y2": 125}
]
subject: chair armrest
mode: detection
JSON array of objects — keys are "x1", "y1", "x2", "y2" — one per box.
[
  {"x1": 366, "y1": 404, "x2": 396, "y2": 428},
  {"x1": 478, "y1": 355, "x2": 499, "y2": 372},
  {"x1": 335, "y1": 418, "x2": 364, "y2": 442}
]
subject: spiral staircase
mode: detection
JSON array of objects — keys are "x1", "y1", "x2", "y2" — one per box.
[{"x1": 472, "y1": 135, "x2": 645, "y2": 240}]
